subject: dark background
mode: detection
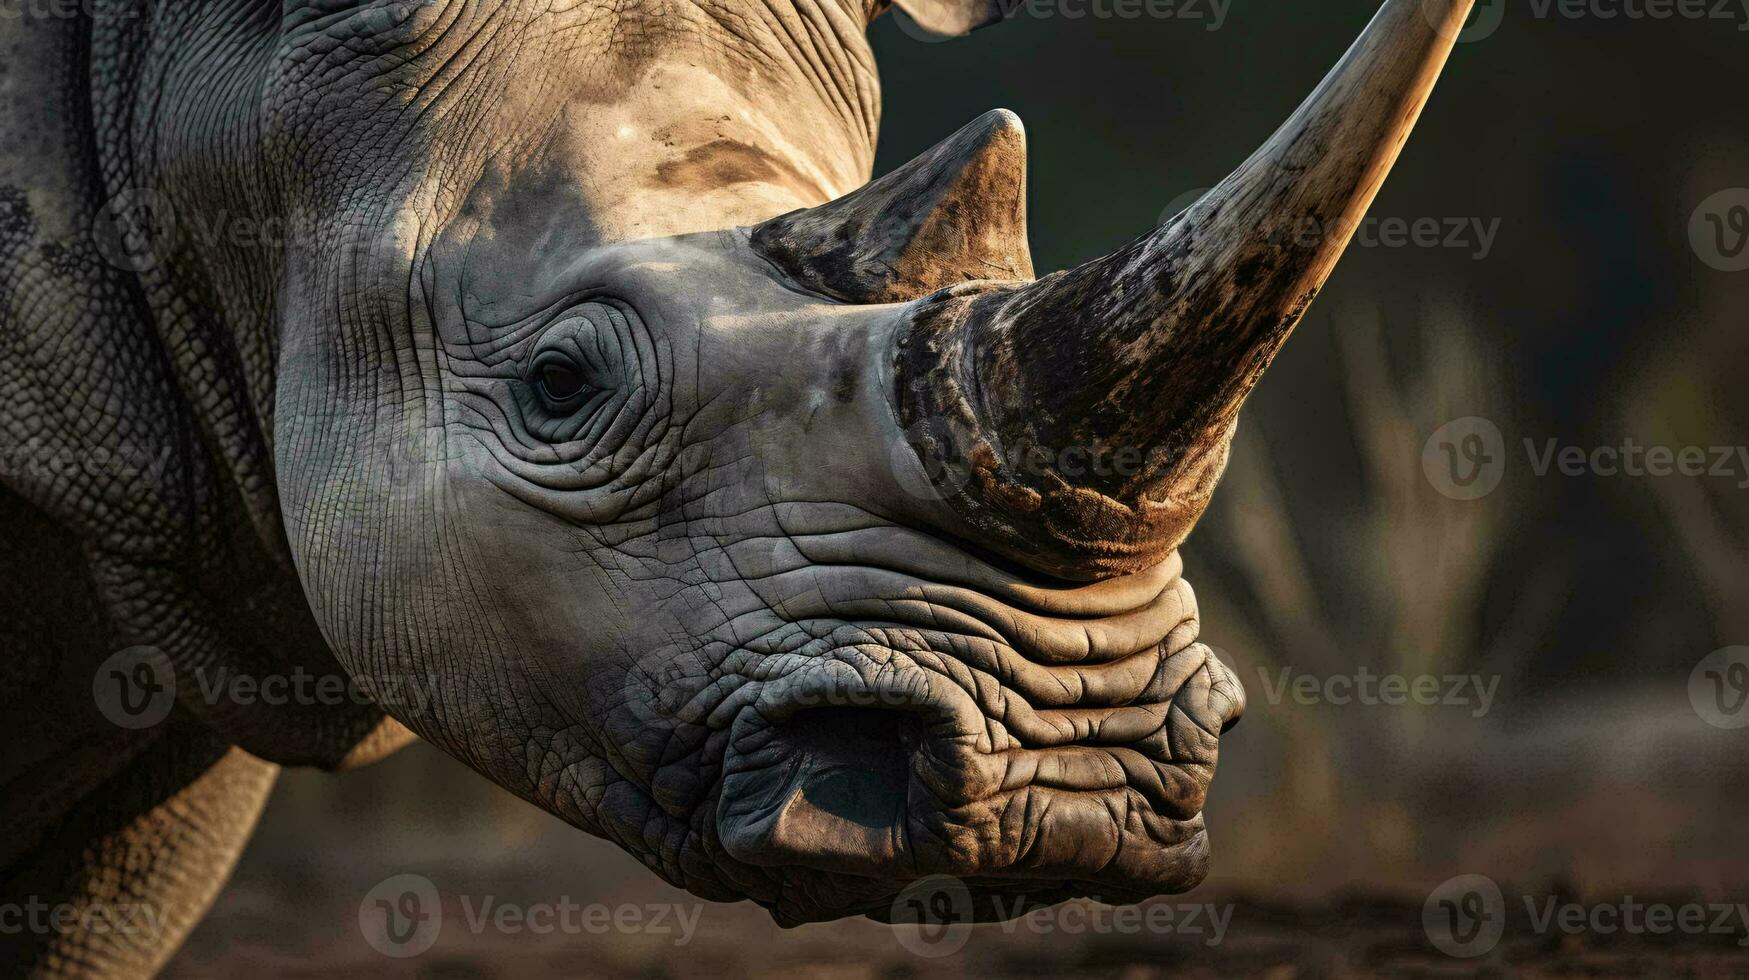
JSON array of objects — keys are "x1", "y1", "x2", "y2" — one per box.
[{"x1": 172, "y1": 3, "x2": 1749, "y2": 975}]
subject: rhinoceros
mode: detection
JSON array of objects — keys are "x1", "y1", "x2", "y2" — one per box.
[{"x1": 0, "y1": 0, "x2": 1472, "y2": 973}]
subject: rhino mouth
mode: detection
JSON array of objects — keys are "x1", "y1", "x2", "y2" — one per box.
[{"x1": 706, "y1": 550, "x2": 1244, "y2": 925}]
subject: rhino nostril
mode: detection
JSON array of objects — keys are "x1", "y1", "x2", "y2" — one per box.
[
  {"x1": 780, "y1": 707, "x2": 921, "y2": 829},
  {"x1": 717, "y1": 706, "x2": 927, "y2": 875}
]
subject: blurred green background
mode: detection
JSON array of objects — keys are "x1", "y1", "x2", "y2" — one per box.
[{"x1": 172, "y1": 3, "x2": 1749, "y2": 975}]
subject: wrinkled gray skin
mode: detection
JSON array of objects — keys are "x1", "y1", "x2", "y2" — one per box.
[{"x1": 0, "y1": 0, "x2": 1470, "y2": 974}]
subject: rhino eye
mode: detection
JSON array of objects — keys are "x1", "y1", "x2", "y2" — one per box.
[
  {"x1": 534, "y1": 354, "x2": 589, "y2": 408},
  {"x1": 512, "y1": 303, "x2": 640, "y2": 446}
]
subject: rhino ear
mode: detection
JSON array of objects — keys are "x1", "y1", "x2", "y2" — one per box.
[
  {"x1": 751, "y1": 109, "x2": 1034, "y2": 304},
  {"x1": 886, "y1": 0, "x2": 1018, "y2": 35}
]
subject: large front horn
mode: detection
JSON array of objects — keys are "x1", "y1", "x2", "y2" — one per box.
[{"x1": 897, "y1": 0, "x2": 1476, "y2": 579}]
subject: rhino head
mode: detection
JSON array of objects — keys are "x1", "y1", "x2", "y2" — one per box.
[{"x1": 229, "y1": 0, "x2": 1473, "y2": 925}]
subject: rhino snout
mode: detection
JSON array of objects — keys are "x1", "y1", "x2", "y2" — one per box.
[{"x1": 697, "y1": 562, "x2": 1241, "y2": 925}]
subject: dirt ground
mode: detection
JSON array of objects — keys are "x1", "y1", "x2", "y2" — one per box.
[
  {"x1": 167, "y1": 691, "x2": 1749, "y2": 979},
  {"x1": 169, "y1": 886, "x2": 1749, "y2": 979}
]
